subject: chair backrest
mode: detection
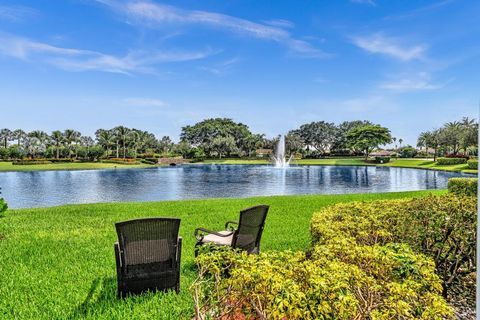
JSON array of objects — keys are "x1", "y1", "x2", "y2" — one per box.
[
  {"x1": 232, "y1": 205, "x2": 269, "y2": 253},
  {"x1": 115, "y1": 218, "x2": 180, "y2": 274}
]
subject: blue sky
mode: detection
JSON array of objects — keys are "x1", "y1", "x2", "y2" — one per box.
[{"x1": 0, "y1": 0, "x2": 478, "y2": 145}]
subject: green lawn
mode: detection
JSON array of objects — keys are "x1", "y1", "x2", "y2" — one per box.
[
  {"x1": 0, "y1": 191, "x2": 445, "y2": 319},
  {"x1": 199, "y1": 158, "x2": 477, "y2": 174},
  {"x1": 0, "y1": 161, "x2": 156, "y2": 172}
]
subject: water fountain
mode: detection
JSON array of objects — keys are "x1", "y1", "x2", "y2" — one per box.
[{"x1": 272, "y1": 135, "x2": 294, "y2": 167}]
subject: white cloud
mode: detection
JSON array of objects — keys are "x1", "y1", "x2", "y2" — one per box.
[
  {"x1": 352, "y1": 33, "x2": 426, "y2": 61},
  {"x1": 381, "y1": 72, "x2": 444, "y2": 92},
  {"x1": 0, "y1": 5, "x2": 38, "y2": 22},
  {"x1": 262, "y1": 19, "x2": 295, "y2": 29},
  {"x1": 123, "y1": 97, "x2": 167, "y2": 107},
  {"x1": 0, "y1": 32, "x2": 216, "y2": 74},
  {"x1": 97, "y1": 0, "x2": 328, "y2": 58},
  {"x1": 199, "y1": 57, "x2": 240, "y2": 76}
]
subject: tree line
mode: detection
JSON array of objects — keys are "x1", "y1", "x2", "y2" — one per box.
[
  {"x1": 0, "y1": 117, "x2": 476, "y2": 161},
  {"x1": 417, "y1": 117, "x2": 478, "y2": 160}
]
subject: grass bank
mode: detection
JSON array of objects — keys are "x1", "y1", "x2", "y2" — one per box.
[
  {"x1": 200, "y1": 158, "x2": 477, "y2": 174},
  {"x1": 0, "y1": 190, "x2": 444, "y2": 319},
  {"x1": 0, "y1": 161, "x2": 157, "y2": 172}
]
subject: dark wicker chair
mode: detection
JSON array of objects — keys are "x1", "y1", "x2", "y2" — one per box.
[
  {"x1": 194, "y1": 205, "x2": 269, "y2": 255},
  {"x1": 114, "y1": 217, "x2": 182, "y2": 298}
]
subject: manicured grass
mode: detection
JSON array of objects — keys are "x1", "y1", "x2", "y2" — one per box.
[
  {"x1": 0, "y1": 191, "x2": 445, "y2": 319},
  {"x1": 199, "y1": 158, "x2": 478, "y2": 174},
  {"x1": 0, "y1": 161, "x2": 156, "y2": 172}
]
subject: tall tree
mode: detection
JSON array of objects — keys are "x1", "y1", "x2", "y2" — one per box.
[
  {"x1": 64, "y1": 129, "x2": 81, "y2": 159},
  {"x1": 95, "y1": 129, "x2": 115, "y2": 157},
  {"x1": 293, "y1": 121, "x2": 337, "y2": 155},
  {"x1": 330, "y1": 120, "x2": 372, "y2": 153},
  {"x1": 0, "y1": 129, "x2": 12, "y2": 149},
  {"x1": 346, "y1": 125, "x2": 392, "y2": 160},
  {"x1": 50, "y1": 131, "x2": 64, "y2": 159},
  {"x1": 12, "y1": 129, "x2": 26, "y2": 147},
  {"x1": 114, "y1": 126, "x2": 130, "y2": 159}
]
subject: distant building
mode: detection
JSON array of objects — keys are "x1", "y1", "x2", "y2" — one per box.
[{"x1": 255, "y1": 149, "x2": 273, "y2": 158}]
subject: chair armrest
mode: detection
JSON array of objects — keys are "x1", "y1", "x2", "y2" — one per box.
[
  {"x1": 114, "y1": 242, "x2": 122, "y2": 269},
  {"x1": 194, "y1": 227, "x2": 234, "y2": 241},
  {"x1": 176, "y1": 237, "x2": 182, "y2": 263},
  {"x1": 225, "y1": 221, "x2": 238, "y2": 230}
]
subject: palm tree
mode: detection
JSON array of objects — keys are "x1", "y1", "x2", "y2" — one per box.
[
  {"x1": 64, "y1": 129, "x2": 81, "y2": 159},
  {"x1": 95, "y1": 129, "x2": 115, "y2": 158},
  {"x1": 128, "y1": 130, "x2": 140, "y2": 158},
  {"x1": 12, "y1": 129, "x2": 26, "y2": 147},
  {"x1": 398, "y1": 138, "x2": 403, "y2": 149},
  {"x1": 28, "y1": 131, "x2": 49, "y2": 158},
  {"x1": 50, "y1": 131, "x2": 64, "y2": 159},
  {"x1": 114, "y1": 126, "x2": 131, "y2": 159},
  {"x1": 0, "y1": 129, "x2": 12, "y2": 149},
  {"x1": 392, "y1": 137, "x2": 397, "y2": 151}
]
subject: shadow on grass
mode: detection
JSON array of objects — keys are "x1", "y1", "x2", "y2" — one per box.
[{"x1": 68, "y1": 277, "x2": 118, "y2": 319}]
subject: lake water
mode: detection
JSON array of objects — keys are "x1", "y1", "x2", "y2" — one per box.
[{"x1": 0, "y1": 164, "x2": 468, "y2": 208}]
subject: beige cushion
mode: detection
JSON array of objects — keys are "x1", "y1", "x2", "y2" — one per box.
[{"x1": 202, "y1": 230, "x2": 233, "y2": 246}]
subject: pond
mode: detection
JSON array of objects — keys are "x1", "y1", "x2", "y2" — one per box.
[{"x1": 0, "y1": 164, "x2": 469, "y2": 208}]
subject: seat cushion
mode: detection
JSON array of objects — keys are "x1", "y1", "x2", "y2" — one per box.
[{"x1": 201, "y1": 230, "x2": 233, "y2": 246}]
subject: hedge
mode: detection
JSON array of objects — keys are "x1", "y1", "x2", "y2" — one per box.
[
  {"x1": 467, "y1": 159, "x2": 478, "y2": 169},
  {"x1": 436, "y1": 157, "x2": 467, "y2": 165},
  {"x1": 448, "y1": 178, "x2": 478, "y2": 196},
  {"x1": 193, "y1": 246, "x2": 452, "y2": 319},
  {"x1": 311, "y1": 194, "x2": 476, "y2": 301},
  {"x1": 374, "y1": 156, "x2": 390, "y2": 163},
  {"x1": 0, "y1": 198, "x2": 7, "y2": 215}
]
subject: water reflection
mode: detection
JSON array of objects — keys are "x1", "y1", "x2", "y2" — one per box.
[{"x1": 0, "y1": 165, "x2": 468, "y2": 208}]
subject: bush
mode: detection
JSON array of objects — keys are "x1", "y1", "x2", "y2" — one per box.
[
  {"x1": 311, "y1": 194, "x2": 477, "y2": 300},
  {"x1": 445, "y1": 154, "x2": 470, "y2": 159},
  {"x1": 448, "y1": 178, "x2": 478, "y2": 196},
  {"x1": 193, "y1": 246, "x2": 452, "y2": 319},
  {"x1": 398, "y1": 146, "x2": 417, "y2": 158},
  {"x1": 0, "y1": 147, "x2": 9, "y2": 160},
  {"x1": 0, "y1": 198, "x2": 7, "y2": 215},
  {"x1": 436, "y1": 157, "x2": 467, "y2": 165},
  {"x1": 467, "y1": 159, "x2": 478, "y2": 169},
  {"x1": 48, "y1": 158, "x2": 75, "y2": 163},
  {"x1": 12, "y1": 160, "x2": 52, "y2": 165},
  {"x1": 374, "y1": 156, "x2": 390, "y2": 163}
]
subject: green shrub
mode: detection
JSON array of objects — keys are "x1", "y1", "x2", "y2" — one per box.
[
  {"x1": 374, "y1": 156, "x2": 390, "y2": 163},
  {"x1": 467, "y1": 159, "x2": 478, "y2": 169},
  {"x1": 448, "y1": 178, "x2": 478, "y2": 196},
  {"x1": 436, "y1": 157, "x2": 467, "y2": 165},
  {"x1": 193, "y1": 246, "x2": 452, "y2": 319},
  {"x1": 12, "y1": 160, "x2": 52, "y2": 165},
  {"x1": 0, "y1": 198, "x2": 7, "y2": 215},
  {"x1": 311, "y1": 194, "x2": 477, "y2": 300},
  {"x1": 398, "y1": 146, "x2": 417, "y2": 158}
]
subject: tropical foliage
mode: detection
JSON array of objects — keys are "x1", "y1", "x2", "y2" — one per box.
[{"x1": 417, "y1": 117, "x2": 478, "y2": 159}]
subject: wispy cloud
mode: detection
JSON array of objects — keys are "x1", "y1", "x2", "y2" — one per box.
[
  {"x1": 123, "y1": 97, "x2": 167, "y2": 107},
  {"x1": 350, "y1": 0, "x2": 376, "y2": 6},
  {"x1": 199, "y1": 57, "x2": 240, "y2": 76},
  {"x1": 96, "y1": 0, "x2": 328, "y2": 58},
  {"x1": 0, "y1": 32, "x2": 216, "y2": 74},
  {"x1": 262, "y1": 19, "x2": 295, "y2": 29},
  {"x1": 380, "y1": 72, "x2": 444, "y2": 92},
  {"x1": 0, "y1": 5, "x2": 39, "y2": 22},
  {"x1": 352, "y1": 33, "x2": 426, "y2": 61}
]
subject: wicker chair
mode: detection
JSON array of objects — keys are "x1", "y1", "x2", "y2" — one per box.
[
  {"x1": 194, "y1": 205, "x2": 269, "y2": 255},
  {"x1": 114, "y1": 217, "x2": 182, "y2": 298}
]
